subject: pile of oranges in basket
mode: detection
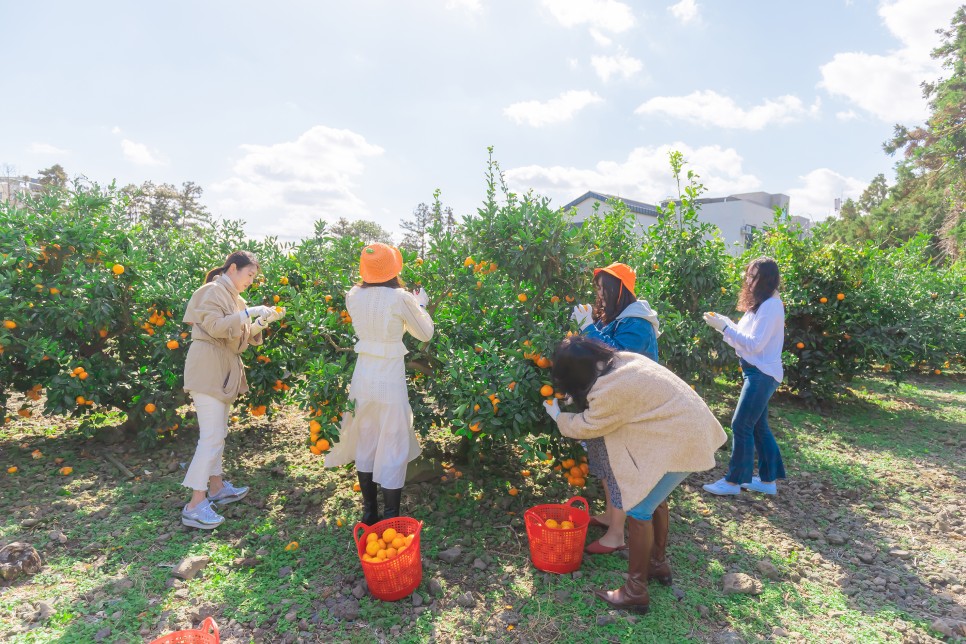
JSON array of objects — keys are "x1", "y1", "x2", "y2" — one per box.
[{"x1": 360, "y1": 526, "x2": 416, "y2": 564}]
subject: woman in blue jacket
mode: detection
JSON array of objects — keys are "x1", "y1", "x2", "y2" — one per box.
[{"x1": 571, "y1": 262, "x2": 661, "y2": 555}]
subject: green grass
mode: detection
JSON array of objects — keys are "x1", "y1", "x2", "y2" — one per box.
[{"x1": 0, "y1": 372, "x2": 963, "y2": 642}]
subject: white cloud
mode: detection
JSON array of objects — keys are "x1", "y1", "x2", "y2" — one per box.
[
  {"x1": 27, "y1": 142, "x2": 69, "y2": 155},
  {"x1": 635, "y1": 90, "x2": 819, "y2": 130},
  {"x1": 504, "y1": 143, "x2": 761, "y2": 207},
  {"x1": 591, "y1": 50, "x2": 643, "y2": 81},
  {"x1": 785, "y1": 168, "x2": 867, "y2": 221},
  {"x1": 111, "y1": 126, "x2": 121, "y2": 135},
  {"x1": 209, "y1": 125, "x2": 384, "y2": 240},
  {"x1": 819, "y1": 0, "x2": 962, "y2": 122},
  {"x1": 541, "y1": 0, "x2": 636, "y2": 33},
  {"x1": 444, "y1": 0, "x2": 482, "y2": 13},
  {"x1": 588, "y1": 28, "x2": 613, "y2": 46},
  {"x1": 504, "y1": 90, "x2": 604, "y2": 127},
  {"x1": 668, "y1": 0, "x2": 700, "y2": 24},
  {"x1": 836, "y1": 109, "x2": 859, "y2": 121},
  {"x1": 121, "y1": 139, "x2": 166, "y2": 166}
]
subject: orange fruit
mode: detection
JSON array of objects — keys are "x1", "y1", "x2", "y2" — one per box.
[
  {"x1": 382, "y1": 528, "x2": 398, "y2": 543},
  {"x1": 508, "y1": 487, "x2": 519, "y2": 496},
  {"x1": 470, "y1": 422, "x2": 481, "y2": 432},
  {"x1": 99, "y1": 329, "x2": 108, "y2": 338},
  {"x1": 6, "y1": 466, "x2": 17, "y2": 474},
  {"x1": 463, "y1": 256, "x2": 475, "y2": 267},
  {"x1": 78, "y1": 372, "x2": 88, "y2": 380},
  {"x1": 539, "y1": 384, "x2": 553, "y2": 397},
  {"x1": 473, "y1": 404, "x2": 481, "y2": 411},
  {"x1": 112, "y1": 264, "x2": 125, "y2": 275},
  {"x1": 819, "y1": 297, "x2": 828, "y2": 304},
  {"x1": 316, "y1": 439, "x2": 330, "y2": 452},
  {"x1": 565, "y1": 295, "x2": 574, "y2": 303},
  {"x1": 517, "y1": 293, "x2": 527, "y2": 303},
  {"x1": 144, "y1": 403, "x2": 156, "y2": 414},
  {"x1": 75, "y1": 396, "x2": 86, "y2": 405},
  {"x1": 521, "y1": 469, "x2": 531, "y2": 477},
  {"x1": 49, "y1": 287, "x2": 60, "y2": 295},
  {"x1": 273, "y1": 295, "x2": 281, "y2": 303},
  {"x1": 561, "y1": 520, "x2": 575, "y2": 529},
  {"x1": 508, "y1": 382, "x2": 516, "y2": 391},
  {"x1": 544, "y1": 519, "x2": 559, "y2": 529},
  {"x1": 353, "y1": 482, "x2": 362, "y2": 492},
  {"x1": 536, "y1": 357, "x2": 551, "y2": 369},
  {"x1": 366, "y1": 541, "x2": 380, "y2": 556},
  {"x1": 166, "y1": 340, "x2": 179, "y2": 350},
  {"x1": 934, "y1": 369, "x2": 941, "y2": 375},
  {"x1": 550, "y1": 296, "x2": 559, "y2": 303},
  {"x1": 309, "y1": 445, "x2": 322, "y2": 455},
  {"x1": 3, "y1": 320, "x2": 16, "y2": 329},
  {"x1": 336, "y1": 518, "x2": 344, "y2": 527},
  {"x1": 279, "y1": 276, "x2": 289, "y2": 285},
  {"x1": 571, "y1": 477, "x2": 585, "y2": 487},
  {"x1": 59, "y1": 466, "x2": 73, "y2": 475},
  {"x1": 569, "y1": 466, "x2": 582, "y2": 478},
  {"x1": 795, "y1": 342, "x2": 805, "y2": 349},
  {"x1": 561, "y1": 458, "x2": 576, "y2": 469},
  {"x1": 837, "y1": 293, "x2": 845, "y2": 300},
  {"x1": 579, "y1": 463, "x2": 589, "y2": 475},
  {"x1": 284, "y1": 541, "x2": 299, "y2": 551}
]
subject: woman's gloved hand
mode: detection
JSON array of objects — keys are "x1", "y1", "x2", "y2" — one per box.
[
  {"x1": 256, "y1": 306, "x2": 285, "y2": 328},
  {"x1": 570, "y1": 304, "x2": 594, "y2": 330},
  {"x1": 245, "y1": 305, "x2": 273, "y2": 319},
  {"x1": 702, "y1": 311, "x2": 733, "y2": 333},
  {"x1": 544, "y1": 398, "x2": 561, "y2": 421},
  {"x1": 413, "y1": 287, "x2": 429, "y2": 308}
]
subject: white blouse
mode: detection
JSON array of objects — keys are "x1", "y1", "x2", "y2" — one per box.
[{"x1": 722, "y1": 296, "x2": 785, "y2": 383}]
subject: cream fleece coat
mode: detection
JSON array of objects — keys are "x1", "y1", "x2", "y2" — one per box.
[
  {"x1": 556, "y1": 352, "x2": 727, "y2": 511},
  {"x1": 182, "y1": 274, "x2": 263, "y2": 403}
]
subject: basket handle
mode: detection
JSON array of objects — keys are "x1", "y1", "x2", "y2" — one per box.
[
  {"x1": 199, "y1": 616, "x2": 218, "y2": 637},
  {"x1": 566, "y1": 496, "x2": 589, "y2": 514},
  {"x1": 524, "y1": 511, "x2": 544, "y2": 529},
  {"x1": 352, "y1": 523, "x2": 368, "y2": 547}
]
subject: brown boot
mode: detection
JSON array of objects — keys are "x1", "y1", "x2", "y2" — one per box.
[
  {"x1": 593, "y1": 516, "x2": 652, "y2": 613},
  {"x1": 650, "y1": 501, "x2": 672, "y2": 585}
]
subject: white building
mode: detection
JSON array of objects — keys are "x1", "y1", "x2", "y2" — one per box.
[
  {"x1": 564, "y1": 190, "x2": 803, "y2": 254},
  {"x1": 0, "y1": 176, "x2": 43, "y2": 205}
]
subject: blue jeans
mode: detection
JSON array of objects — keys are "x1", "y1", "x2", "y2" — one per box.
[
  {"x1": 725, "y1": 359, "x2": 785, "y2": 484},
  {"x1": 626, "y1": 472, "x2": 690, "y2": 520}
]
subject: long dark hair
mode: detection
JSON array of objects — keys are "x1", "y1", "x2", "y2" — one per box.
[
  {"x1": 205, "y1": 250, "x2": 259, "y2": 284},
  {"x1": 737, "y1": 257, "x2": 780, "y2": 313},
  {"x1": 593, "y1": 271, "x2": 637, "y2": 325},
  {"x1": 358, "y1": 276, "x2": 406, "y2": 289},
  {"x1": 551, "y1": 336, "x2": 618, "y2": 411}
]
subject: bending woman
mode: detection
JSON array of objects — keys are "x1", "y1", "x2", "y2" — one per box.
[{"x1": 544, "y1": 336, "x2": 727, "y2": 613}]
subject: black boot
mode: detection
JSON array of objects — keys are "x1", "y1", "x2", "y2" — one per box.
[
  {"x1": 358, "y1": 471, "x2": 380, "y2": 525},
  {"x1": 382, "y1": 487, "x2": 403, "y2": 519}
]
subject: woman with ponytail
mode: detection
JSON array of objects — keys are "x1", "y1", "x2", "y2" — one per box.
[{"x1": 179, "y1": 251, "x2": 285, "y2": 529}]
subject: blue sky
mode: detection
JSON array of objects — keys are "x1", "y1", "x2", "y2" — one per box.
[{"x1": 2, "y1": 0, "x2": 962, "y2": 241}]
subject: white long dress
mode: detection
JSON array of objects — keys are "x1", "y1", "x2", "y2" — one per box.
[{"x1": 324, "y1": 286, "x2": 434, "y2": 488}]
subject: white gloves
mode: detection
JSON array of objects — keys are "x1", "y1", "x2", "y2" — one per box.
[
  {"x1": 702, "y1": 312, "x2": 733, "y2": 333},
  {"x1": 544, "y1": 398, "x2": 561, "y2": 421},
  {"x1": 245, "y1": 305, "x2": 273, "y2": 320},
  {"x1": 570, "y1": 304, "x2": 594, "y2": 330},
  {"x1": 251, "y1": 306, "x2": 286, "y2": 329},
  {"x1": 413, "y1": 287, "x2": 429, "y2": 308}
]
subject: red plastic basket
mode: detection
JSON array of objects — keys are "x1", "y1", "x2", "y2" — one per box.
[
  {"x1": 149, "y1": 617, "x2": 219, "y2": 643},
  {"x1": 524, "y1": 496, "x2": 590, "y2": 574},
  {"x1": 353, "y1": 516, "x2": 423, "y2": 601}
]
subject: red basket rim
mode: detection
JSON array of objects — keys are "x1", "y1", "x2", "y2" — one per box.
[{"x1": 354, "y1": 518, "x2": 422, "y2": 566}]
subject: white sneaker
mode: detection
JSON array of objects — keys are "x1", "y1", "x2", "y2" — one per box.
[
  {"x1": 740, "y1": 476, "x2": 777, "y2": 495},
  {"x1": 207, "y1": 480, "x2": 249, "y2": 506},
  {"x1": 703, "y1": 478, "x2": 741, "y2": 496},
  {"x1": 181, "y1": 499, "x2": 225, "y2": 529}
]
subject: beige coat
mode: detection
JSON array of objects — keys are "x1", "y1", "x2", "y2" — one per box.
[
  {"x1": 556, "y1": 352, "x2": 727, "y2": 511},
  {"x1": 182, "y1": 274, "x2": 263, "y2": 403}
]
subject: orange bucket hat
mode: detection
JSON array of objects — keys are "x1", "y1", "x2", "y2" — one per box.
[
  {"x1": 593, "y1": 262, "x2": 636, "y2": 298},
  {"x1": 359, "y1": 243, "x2": 403, "y2": 283}
]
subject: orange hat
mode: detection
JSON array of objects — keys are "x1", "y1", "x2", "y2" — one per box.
[
  {"x1": 359, "y1": 243, "x2": 403, "y2": 283},
  {"x1": 593, "y1": 262, "x2": 636, "y2": 297}
]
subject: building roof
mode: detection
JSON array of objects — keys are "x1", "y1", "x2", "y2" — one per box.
[{"x1": 563, "y1": 191, "x2": 659, "y2": 217}]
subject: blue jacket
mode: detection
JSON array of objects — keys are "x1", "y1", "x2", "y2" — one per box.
[{"x1": 583, "y1": 300, "x2": 660, "y2": 363}]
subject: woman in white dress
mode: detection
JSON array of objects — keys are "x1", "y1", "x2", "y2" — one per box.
[{"x1": 324, "y1": 243, "x2": 434, "y2": 524}]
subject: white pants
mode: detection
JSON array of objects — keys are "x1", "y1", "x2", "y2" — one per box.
[{"x1": 182, "y1": 392, "x2": 230, "y2": 491}]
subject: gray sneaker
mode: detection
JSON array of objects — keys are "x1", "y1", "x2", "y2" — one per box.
[
  {"x1": 207, "y1": 480, "x2": 249, "y2": 505},
  {"x1": 182, "y1": 499, "x2": 225, "y2": 530}
]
